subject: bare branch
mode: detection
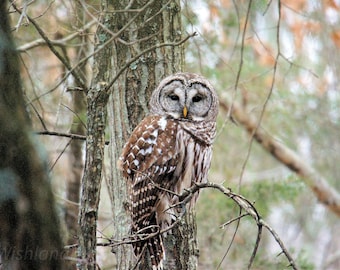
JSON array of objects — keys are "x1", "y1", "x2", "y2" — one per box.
[
  {"x1": 49, "y1": 139, "x2": 72, "y2": 172},
  {"x1": 11, "y1": 2, "x2": 87, "y2": 90},
  {"x1": 248, "y1": 224, "x2": 263, "y2": 269},
  {"x1": 36, "y1": 130, "x2": 87, "y2": 141},
  {"x1": 99, "y1": 181, "x2": 298, "y2": 269},
  {"x1": 104, "y1": 32, "x2": 197, "y2": 93},
  {"x1": 261, "y1": 220, "x2": 297, "y2": 269},
  {"x1": 189, "y1": 182, "x2": 297, "y2": 270},
  {"x1": 237, "y1": 0, "x2": 281, "y2": 188},
  {"x1": 62, "y1": 177, "x2": 298, "y2": 268},
  {"x1": 27, "y1": 0, "x2": 157, "y2": 100},
  {"x1": 230, "y1": 0, "x2": 253, "y2": 118},
  {"x1": 16, "y1": 19, "x2": 97, "y2": 52},
  {"x1": 35, "y1": 130, "x2": 110, "y2": 145}
]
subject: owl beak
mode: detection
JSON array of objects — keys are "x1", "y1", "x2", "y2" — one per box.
[{"x1": 182, "y1": 106, "x2": 188, "y2": 118}]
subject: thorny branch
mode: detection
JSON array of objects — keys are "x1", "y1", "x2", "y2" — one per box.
[
  {"x1": 179, "y1": 182, "x2": 297, "y2": 269},
  {"x1": 66, "y1": 182, "x2": 298, "y2": 270}
]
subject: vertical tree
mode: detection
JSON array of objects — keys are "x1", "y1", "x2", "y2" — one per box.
[
  {"x1": 78, "y1": 0, "x2": 197, "y2": 269},
  {"x1": 105, "y1": 1, "x2": 194, "y2": 269},
  {"x1": 0, "y1": 1, "x2": 63, "y2": 269}
]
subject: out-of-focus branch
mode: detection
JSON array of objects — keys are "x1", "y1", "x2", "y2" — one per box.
[
  {"x1": 16, "y1": 19, "x2": 97, "y2": 52},
  {"x1": 220, "y1": 98, "x2": 340, "y2": 217},
  {"x1": 11, "y1": 2, "x2": 86, "y2": 90}
]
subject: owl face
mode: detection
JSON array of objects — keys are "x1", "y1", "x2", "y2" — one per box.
[{"x1": 149, "y1": 73, "x2": 218, "y2": 122}]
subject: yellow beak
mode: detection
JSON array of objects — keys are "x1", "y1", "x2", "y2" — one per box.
[{"x1": 183, "y1": 106, "x2": 188, "y2": 118}]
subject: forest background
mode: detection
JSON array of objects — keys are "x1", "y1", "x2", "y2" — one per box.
[{"x1": 3, "y1": 0, "x2": 340, "y2": 269}]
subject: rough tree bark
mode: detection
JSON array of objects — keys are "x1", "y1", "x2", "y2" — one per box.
[
  {"x1": 104, "y1": 1, "x2": 198, "y2": 269},
  {"x1": 78, "y1": 1, "x2": 197, "y2": 269},
  {"x1": 65, "y1": 5, "x2": 87, "y2": 269},
  {"x1": 0, "y1": 2, "x2": 63, "y2": 269},
  {"x1": 77, "y1": 77, "x2": 109, "y2": 269},
  {"x1": 77, "y1": 6, "x2": 110, "y2": 268}
]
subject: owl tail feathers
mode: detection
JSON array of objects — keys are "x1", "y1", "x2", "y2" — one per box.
[
  {"x1": 148, "y1": 234, "x2": 165, "y2": 270},
  {"x1": 134, "y1": 234, "x2": 165, "y2": 270}
]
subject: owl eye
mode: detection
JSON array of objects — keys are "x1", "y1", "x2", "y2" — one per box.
[
  {"x1": 192, "y1": 95, "x2": 202, "y2": 102},
  {"x1": 168, "y1": 94, "x2": 179, "y2": 101}
]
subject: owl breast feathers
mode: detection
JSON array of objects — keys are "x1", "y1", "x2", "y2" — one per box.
[{"x1": 118, "y1": 72, "x2": 218, "y2": 270}]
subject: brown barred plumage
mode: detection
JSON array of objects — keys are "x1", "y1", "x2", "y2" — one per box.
[{"x1": 118, "y1": 73, "x2": 218, "y2": 270}]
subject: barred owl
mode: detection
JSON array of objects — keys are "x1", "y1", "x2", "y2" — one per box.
[{"x1": 118, "y1": 72, "x2": 218, "y2": 269}]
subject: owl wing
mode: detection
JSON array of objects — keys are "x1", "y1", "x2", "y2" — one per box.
[
  {"x1": 118, "y1": 115, "x2": 179, "y2": 184},
  {"x1": 118, "y1": 115, "x2": 180, "y2": 269}
]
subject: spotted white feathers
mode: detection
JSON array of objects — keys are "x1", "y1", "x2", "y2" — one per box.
[{"x1": 118, "y1": 72, "x2": 219, "y2": 270}]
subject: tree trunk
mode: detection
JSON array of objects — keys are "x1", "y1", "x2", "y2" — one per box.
[
  {"x1": 77, "y1": 79, "x2": 109, "y2": 269},
  {"x1": 105, "y1": 1, "x2": 198, "y2": 269},
  {"x1": 65, "y1": 5, "x2": 87, "y2": 270},
  {"x1": 0, "y1": 2, "x2": 63, "y2": 269},
  {"x1": 77, "y1": 12, "x2": 110, "y2": 268}
]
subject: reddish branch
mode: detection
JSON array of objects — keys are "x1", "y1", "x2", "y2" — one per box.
[{"x1": 220, "y1": 99, "x2": 340, "y2": 217}]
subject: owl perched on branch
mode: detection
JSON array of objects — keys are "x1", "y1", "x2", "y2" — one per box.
[{"x1": 118, "y1": 72, "x2": 219, "y2": 269}]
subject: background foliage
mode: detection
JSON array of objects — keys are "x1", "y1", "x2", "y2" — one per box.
[{"x1": 8, "y1": 0, "x2": 340, "y2": 269}]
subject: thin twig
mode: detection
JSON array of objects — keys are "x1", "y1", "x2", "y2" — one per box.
[
  {"x1": 261, "y1": 219, "x2": 298, "y2": 269},
  {"x1": 216, "y1": 207, "x2": 242, "y2": 270},
  {"x1": 248, "y1": 224, "x2": 263, "y2": 269},
  {"x1": 62, "y1": 180, "x2": 298, "y2": 269},
  {"x1": 238, "y1": 0, "x2": 281, "y2": 191},
  {"x1": 104, "y1": 32, "x2": 197, "y2": 93},
  {"x1": 35, "y1": 130, "x2": 110, "y2": 145},
  {"x1": 220, "y1": 213, "x2": 249, "y2": 229},
  {"x1": 16, "y1": 19, "x2": 97, "y2": 52},
  {"x1": 11, "y1": 2, "x2": 86, "y2": 90},
  {"x1": 235, "y1": 0, "x2": 253, "y2": 190},
  {"x1": 228, "y1": 0, "x2": 253, "y2": 120},
  {"x1": 36, "y1": 130, "x2": 86, "y2": 141},
  {"x1": 179, "y1": 182, "x2": 297, "y2": 269},
  {"x1": 49, "y1": 139, "x2": 72, "y2": 172}
]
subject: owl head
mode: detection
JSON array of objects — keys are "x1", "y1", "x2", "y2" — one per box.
[{"x1": 149, "y1": 73, "x2": 219, "y2": 122}]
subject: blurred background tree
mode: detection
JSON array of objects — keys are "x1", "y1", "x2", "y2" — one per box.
[{"x1": 7, "y1": 0, "x2": 340, "y2": 269}]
